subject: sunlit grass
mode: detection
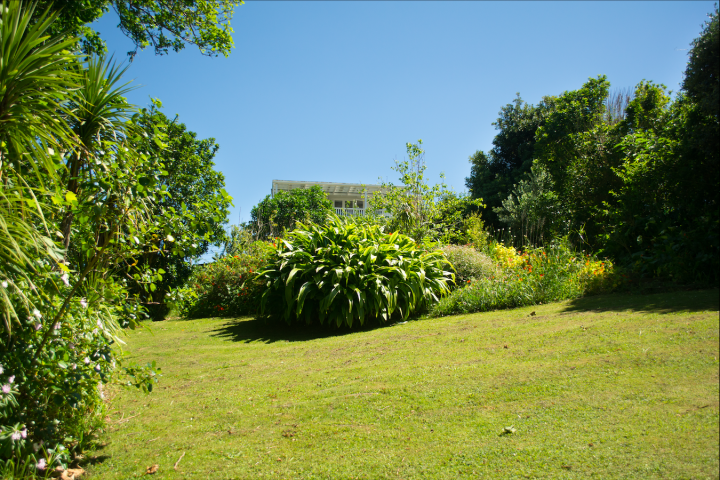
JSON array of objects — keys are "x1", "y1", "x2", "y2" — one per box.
[{"x1": 88, "y1": 289, "x2": 719, "y2": 479}]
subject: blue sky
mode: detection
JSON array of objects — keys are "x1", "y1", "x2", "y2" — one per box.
[{"x1": 93, "y1": 1, "x2": 715, "y2": 233}]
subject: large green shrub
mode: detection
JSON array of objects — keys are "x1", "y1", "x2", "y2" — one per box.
[{"x1": 258, "y1": 216, "x2": 453, "y2": 327}]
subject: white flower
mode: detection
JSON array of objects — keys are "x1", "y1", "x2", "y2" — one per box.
[
  {"x1": 34, "y1": 323, "x2": 42, "y2": 331},
  {"x1": 80, "y1": 298, "x2": 88, "y2": 309},
  {"x1": 94, "y1": 365, "x2": 101, "y2": 372},
  {"x1": 84, "y1": 357, "x2": 91, "y2": 365},
  {"x1": 60, "y1": 273, "x2": 70, "y2": 286},
  {"x1": 71, "y1": 363, "x2": 77, "y2": 370},
  {"x1": 1, "y1": 280, "x2": 7, "y2": 288},
  {"x1": 32, "y1": 309, "x2": 41, "y2": 319},
  {"x1": 11, "y1": 431, "x2": 21, "y2": 441},
  {"x1": 8, "y1": 375, "x2": 14, "y2": 383},
  {"x1": 97, "y1": 319, "x2": 102, "y2": 328},
  {"x1": 53, "y1": 323, "x2": 61, "y2": 330},
  {"x1": 20, "y1": 428, "x2": 27, "y2": 439}
]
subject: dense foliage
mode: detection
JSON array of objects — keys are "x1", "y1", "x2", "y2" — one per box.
[
  {"x1": 128, "y1": 101, "x2": 232, "y2": 312},
  {"x1": 0, "y1": 1, "x2": 230, "y2": 475},
  {"x1": 258, "y1": 216, "x2": 454, "y2": 327},
  {"x1": 249, "y1": 186, "x2": 334, "y2": 240},
  {"x1": 432, "y1": 240, "x2": 618, "y2": 317},
  {"x1": 465, "y1": 7, "x2": 719, "y2": 283},
  {"x1": 180, "y1": 239, "x2": 273, "y2": 319}
]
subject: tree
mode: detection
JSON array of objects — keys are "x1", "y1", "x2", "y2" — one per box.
[
  {"x1": 250, "y1": 186, "x2": 334, "y2": 240},
  {"x1": 465, "y1": 95, "x2": 555, "y2": 229},
  {"x1": 683, "y1": 4, "x2": 719, "y2": 120},
  {"x1": 495, "y1": 164, "x2": 565, "y2": 246},
  {"x1": 127, "y1": 101, "x2": 232, "y2": 306},
  {"x1": 35, "y1": 0, "x2": 244, "y2": 59}
]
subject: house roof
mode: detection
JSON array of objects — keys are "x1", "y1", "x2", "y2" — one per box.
[{"x1": 271, "y1": 179, "x2": 385, "y2": 196}]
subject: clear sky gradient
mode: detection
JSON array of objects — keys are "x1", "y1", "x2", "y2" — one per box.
[{"x1": 92, "y1": 1, "x2": 715, "y2": 233}]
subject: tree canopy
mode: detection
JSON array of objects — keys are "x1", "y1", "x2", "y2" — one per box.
[{"x1": 35, "y1": 0, "x2": 243, "y2": 59}]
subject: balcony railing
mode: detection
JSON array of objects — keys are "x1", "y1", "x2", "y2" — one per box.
[
  {"x1": 334, "y1": 208, "x2": 387, "y2": 217},
  {"x1": 335, "y1": 207, "x2": 365, "y2": 216}
]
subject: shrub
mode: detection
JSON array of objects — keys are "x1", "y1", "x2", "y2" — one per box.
[
  {"x1": 0, "y1": 264, "x2": 160, "y2": 476},
  {"x1": 431, "y1": 240, "x2": 619, "y2": 316},
  {"x1": 258, "y1": 216, "x2": 454, "y2": 327},
  {"x1": 441, "y1": 245, "x2": 496, "y2": 289},
  {"x1": 181, "y1": 240, "x2": 274, "y2": 318}
]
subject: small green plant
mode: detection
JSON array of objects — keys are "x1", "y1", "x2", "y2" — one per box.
[{"x1": 258, "y1": 215, "x2": 454, "y2": 327}]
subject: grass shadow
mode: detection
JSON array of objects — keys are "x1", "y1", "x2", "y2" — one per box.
[
  {"x1": 561, "y1": 288, "x2": 719, "y2": 314},
  {"x1": 208, "y1": 316, "x2": 409, "y2": 343}
]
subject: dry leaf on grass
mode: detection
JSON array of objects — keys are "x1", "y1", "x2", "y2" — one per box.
[
  {"x1": 54, "y1": 467, "x2": 86, "y2": 479},
  {"x1": 145, "y1": 464, "x2": 159, "y2": 475}
]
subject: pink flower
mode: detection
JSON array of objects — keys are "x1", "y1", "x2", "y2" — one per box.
[
  {"x1": 11, "y1": 431, "x2": 21, "y2": 441},
  {"x1": 34, "y1": 323, "x2": 42, "y2": 331},
  {"x1": 20, "y1": 428, "x2": 27, "y2": 439},
  {"x1": 36, "y1": 459, "x2": 46, "y2": 470},
  {"x1": 80, "y1": 298, "x2": 88, "y2": 309},
  {"x1": 8, "y1": 375, "x2": 14, "y2": 383},
  {"x1": 60, "y1": 273, "x2": 70, "y2": 287},
  {"x1": 1, "y1": 384, "x2": 10, "y2": 394}
]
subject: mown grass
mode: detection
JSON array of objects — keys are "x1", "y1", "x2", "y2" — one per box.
[{"x1": 87, "y1": 289, "x2": 719, "y2": 479}]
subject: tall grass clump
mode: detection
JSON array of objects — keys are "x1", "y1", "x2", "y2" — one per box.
[
  {"x1": 258, "y1": 215, "x2": 454, "y2": 327},
  {"x1": 432, "y1": 239, "x2": 619, "y2": 316},
  {"x1": 441, "y1": 245, "x2": 496, "y2": 289}
]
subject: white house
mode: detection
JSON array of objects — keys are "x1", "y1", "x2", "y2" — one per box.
[{"x1": 271, "y1": 179, "x2": 385, "y2": 216}]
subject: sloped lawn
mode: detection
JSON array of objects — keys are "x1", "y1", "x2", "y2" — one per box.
[{"x1": 87, "y1": 289, "x2": 719, "y2": 479}]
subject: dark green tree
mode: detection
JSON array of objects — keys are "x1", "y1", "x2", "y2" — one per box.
[
  {"x1": 465, "y1": 95, "x2": 555, "y2": 229},
  {"x1": 683, "y1": 4, "x2": 719, "y2": 120},
  {"x1": 250, "y1": 187, "x2": 334, "y2": 240}
]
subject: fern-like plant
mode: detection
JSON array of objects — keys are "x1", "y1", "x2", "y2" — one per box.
[{"x1": 258, "y1": 215, "x2": 453, "y2": 327}]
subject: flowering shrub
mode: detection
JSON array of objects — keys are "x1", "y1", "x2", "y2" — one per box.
[
  {"x1": 489, "y1": 243, "x2": 524, "y2": 269},
  {"x1": 0, "y1": 264, "x2": 161, "y2": 477},
  {"x1": 258, "y1": 216, "x2": 454, "y2": 327},
  {"x1": 432, "y1": 240, "x2": 620, "y2": 316},
  {"x1": 441, "y1": 245, "x2": 496, "y2": 289},
  {"x1": 181, "y1": 240, "x2": 274, "y2": 318}
]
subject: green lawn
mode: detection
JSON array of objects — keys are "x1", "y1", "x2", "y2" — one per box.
[{"x1": 87, "y1": 289, "x2": 719, "y2": 479}]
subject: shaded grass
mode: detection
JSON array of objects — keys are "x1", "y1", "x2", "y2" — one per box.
[{"x1": 88, "y1": 289, "x2": 719, "y2": 479}]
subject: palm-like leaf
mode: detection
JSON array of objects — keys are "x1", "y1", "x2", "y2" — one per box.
[{"x1": 0, "y1": 0, "x2": 78, "y2": 334}]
